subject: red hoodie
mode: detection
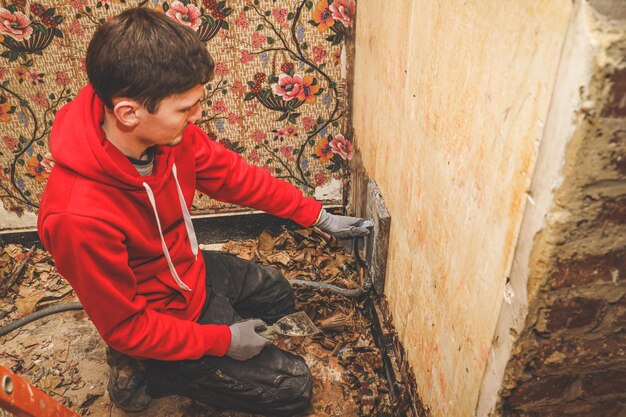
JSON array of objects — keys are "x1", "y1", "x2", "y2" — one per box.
[{"x1": 37, "y1": 85, "x2": 321, "y2": 360}]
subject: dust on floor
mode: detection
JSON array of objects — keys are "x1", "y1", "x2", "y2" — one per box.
[{"x1": 0, "y1": 228, "x2": 401, "y2": 416}]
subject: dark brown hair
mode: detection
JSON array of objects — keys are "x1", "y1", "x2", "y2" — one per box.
[{"x1": 86, "y1": 7, "x2": 214, "y2": 113}]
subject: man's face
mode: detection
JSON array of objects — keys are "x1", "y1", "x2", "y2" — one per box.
[{"x1": 136, "y1": 84, "x2": 204, "y2": 148}]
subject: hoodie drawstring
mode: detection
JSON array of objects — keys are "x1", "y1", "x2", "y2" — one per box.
[
  {"x1": 142, "y1": 163, "x2": 198, "y2": 292},
  {"x1": 172, "y1": 164, "x2": 199, "y2": 259}
]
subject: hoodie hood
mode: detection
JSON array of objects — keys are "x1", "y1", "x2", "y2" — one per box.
[{"x1": 50, "y1": 84, "x2": 174, "y2": 191}]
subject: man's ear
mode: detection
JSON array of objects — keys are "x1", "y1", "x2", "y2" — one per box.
[{"x1": 111, "y1": 98, "x2": 141, "y2": 128}]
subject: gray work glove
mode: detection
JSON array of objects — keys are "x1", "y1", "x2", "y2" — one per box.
[
  {"x1": 226, "y1": 319, "x2": 271, "y2": 361},
  {"x1": 314, "y1": 209, "x2": 374, "y2": 239}
]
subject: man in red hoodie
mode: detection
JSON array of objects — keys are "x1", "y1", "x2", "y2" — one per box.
[{"x1": 37, "y1": 6, "x2": 370, "y2": 416}]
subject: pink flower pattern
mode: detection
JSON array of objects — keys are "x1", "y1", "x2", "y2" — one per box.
[
  {"x1": 68, "y1": 18, "x2": 83, "y2": 36},
  {"x1": 329, "y1": 134, "x2": 353, "y2": 160},
  {"x1": 2, "y1": 135, "x2": 18, "y2": 150},
  {"x1": 234, "y1": 10, "x2": 248, "y2": 28},
  {"x1": 227, "y1": 112, "x2": 241, "y2": 124},
  {"x1": 0, "y1": 8, "x2": 33, "y2": 41},
  {"x1": 247, "y1": 149, "x2": 260, "y2": 163},
  {"x1": 211, "y1": 100, "x2": 227, "y2": 113},
  {"x1": 230, "y1": 80, "x2": 245, "y2": 96},
  {"x1": 166, "y1": 1, "x2": 201, "y2": 31},
  {"x1": 55, "y1": 71, "x2": 70, "y2": 86},
  {"x1": 31, "y1": 92, "x2": 48, "y2": 108},
  {"x1": 329, "y1": 0, "x2": 355, "y2": 28},
  {"x1": 41, "y1": 152, "x2": 55, "y2": 173},
  {"x1": 313, "y1": 45, "x2": 327, "y2": 63},
  {"x1": 71, "y1": 0, "x2": 87, "y2": 9},
  {"x1": 271, "y1": 8, "x2": 287, "y2": 25},
  {"x1": 251, "y1": 31, "x2": 266, "y2": 47},
  {"x1": 0, "y1": 0, "x2": 351, "y2": 215},
  {"x1": 302, "y1": 117, "x2": 315, "y2": 132},
  {"x1": 251, "y1": 129, "x2": 266, "y2": 142},
  {"x1": 271, "y1": 73, "x2": 320, "y2": 104},
  {"x1": 214, "y1": 62, "x2": 229, "y2": 77},
  {"x1": 240, "y1": 50, "x2": 254, "y2": 64},
  {"x1": 315, "y1": 172, "x2": 327, "y2": 186},
  {"x1": 280, "y1": 146, "x2": 295, "y2": 160}
]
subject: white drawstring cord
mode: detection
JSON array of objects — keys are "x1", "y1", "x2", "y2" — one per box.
[
  {"x1": 143, "y1": 181, "x2": 192, "y2": 292},
  {"x1": 172, "y1": 163, "x2": 199, "y2": 260}
]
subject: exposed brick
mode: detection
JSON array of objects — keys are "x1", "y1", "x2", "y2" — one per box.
[
  {"x1": 602, "y1": 67, "x2": 626, "y2": 117},
  {"x1": 507, "y1": 374, "x2": 577, "y2": 408},
  {"x1": 545, "y1": 297, "x2": 603, "y2": 332},
  {"x1": 507, "y1": 400, "x2": 626, "y2": 417},
  {"x1": 534, "y1": 333, "x2": 626, "y2": 371},
  {"x1": 551, "y1": 250, "x2": 626, "y2": 289},
  {"x1": 598, "y1": 195, "x2": 626, "y2": 225},
  {"x1": 581, "y1": 369, "x2": 626, "y2": 397}
]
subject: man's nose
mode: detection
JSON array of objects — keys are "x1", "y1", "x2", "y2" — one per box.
[{"x1": 187, "y1": 105, "x2": 202, "y2": 123}]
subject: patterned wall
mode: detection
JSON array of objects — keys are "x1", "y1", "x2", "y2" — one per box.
[{"x1": 0, "y1": 0, "x2": 355, "y2": 220}]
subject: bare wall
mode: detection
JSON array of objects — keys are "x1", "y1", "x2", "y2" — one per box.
[{"x1": 351, "y1": 1, "x2": 572, "y2": 415}]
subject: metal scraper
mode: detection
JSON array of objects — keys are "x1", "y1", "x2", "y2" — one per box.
[{"x1": 257, "y1": 311, "x2": 320, "y2": 338}]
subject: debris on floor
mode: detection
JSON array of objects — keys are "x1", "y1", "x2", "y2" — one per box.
[
  {"x1": 0, "y1": 228, "x2": 406, "y2": 416},
  {"x1": 221, "y1": 228, "x2": 401, "y2": 416}
]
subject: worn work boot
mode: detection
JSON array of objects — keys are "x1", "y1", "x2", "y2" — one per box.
[{"x1": 106, "y1": 347, "x2": 153, "y2": 412}]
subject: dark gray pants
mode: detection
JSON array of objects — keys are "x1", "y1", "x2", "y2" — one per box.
[{"x1": 144, "y1": 251, "x2": 312, "y2": 416}]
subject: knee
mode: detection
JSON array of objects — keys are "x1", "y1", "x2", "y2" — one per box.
[
  {"x1": 266, "y1": 266, "x2": 289, "y2": 288},
  {"x1": 275, "y1": 358, "x2": 312, "y2": 414},
  {"x1": 289, "y1": 359, "x2": 313, "y2": 401},
  {"x1": 265, "y1": 268, "x2": 296, "y2": 310}
]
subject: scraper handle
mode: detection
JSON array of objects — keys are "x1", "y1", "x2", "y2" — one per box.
[{"x1": 257, "y1": 324, "x2": 279, "y2": 338}]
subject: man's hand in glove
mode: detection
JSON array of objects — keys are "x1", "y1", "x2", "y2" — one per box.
[
  {"x1": 314, "y1": 209, "x2": 374, "y2": 239},
  {"x1": 226, "y1": 319, "x2": 271, "y2": 361}
]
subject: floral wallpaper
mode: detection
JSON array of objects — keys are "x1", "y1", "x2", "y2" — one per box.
[{"x1": 0, "y1": 0, "x2": 355, "y2": 223}]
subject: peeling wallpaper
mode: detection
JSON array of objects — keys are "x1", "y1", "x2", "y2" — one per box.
[
  {"x1": 0, "y1": 0, "x2": 354, "y2": 231},
  {"x1": 352, "y1": 1, "x2": 573, "y2": 416}
]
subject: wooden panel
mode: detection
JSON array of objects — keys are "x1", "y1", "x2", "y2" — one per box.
[{"x1": 352, "y1": 1, "x2": 573, "y2": 415}]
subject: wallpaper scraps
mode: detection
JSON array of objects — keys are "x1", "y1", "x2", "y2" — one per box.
[{"x1": 0, "y1": 0, "x2": 356, "y2": 219}]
